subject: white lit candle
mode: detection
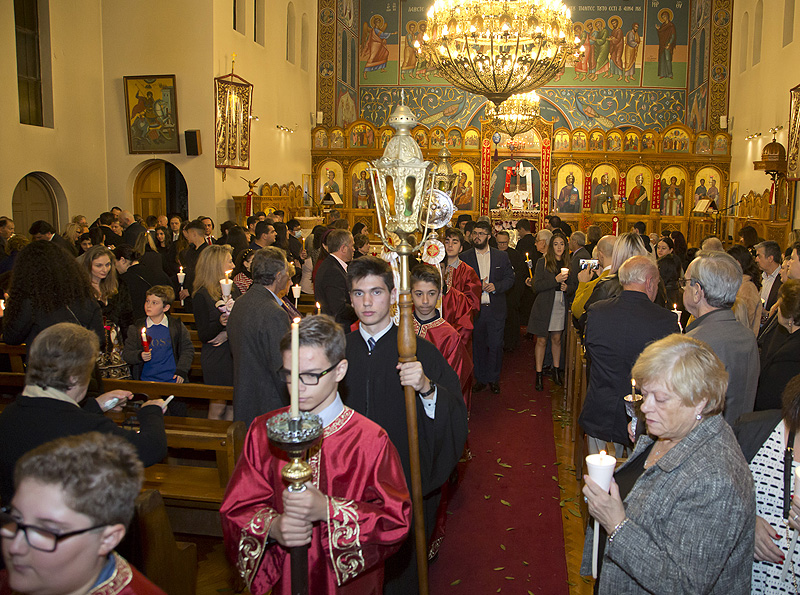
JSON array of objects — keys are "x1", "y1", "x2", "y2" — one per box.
[
  {"x1": 586, "y1": 450, "x2": 617, "y2": 578},
  {"x1": 671, "y1": 303, "x2": 683, "y2": 332},
  {"x1": 525, "y1": 252, "x2": 533, "y2": 278},
  {"x1": 221, "y1": 269, "x2": 233, "y2": 298},
  {"x1": 316, "y1": 301, "x2": 321, "y2": 315},
  {"x1": 290, "y1": 317, "x2": 300, "y2": 418},
  {"x1": 0, "y1": 299, "x2": 5, "y2": 316},
  {"x1": 292, "y1": 284, "x2": 301, "y2": 309},
  {"x1": 177, "y1": 266, "x2": 185, "y2": 286}
]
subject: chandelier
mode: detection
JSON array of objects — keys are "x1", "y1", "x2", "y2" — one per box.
[
  {"x1": 506, "y1": 137, "x2": 527, "y2": 152},
  {"x1": 486, "y1": 90, "x2": 541, "y2": 138},
  {"x1": 417, "y1": 0, "x2": 581, "y2": 105}
]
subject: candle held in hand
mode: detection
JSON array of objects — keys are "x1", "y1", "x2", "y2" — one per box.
[
  {"x1": 290, "y1": 317, "x2": 300, "y2": 418},
  {"x1": 220, "y1": 269, "x2": 233, "y2": 298},
  {"x1": 585, "y1": 450, "x2": 616, "y2": 491},
  {"x1": 316, "y1": 301, "x2": 321, "y2": 315},
  {"x1": 141, "y1": 328, "x2": 150, "y2": 353}
]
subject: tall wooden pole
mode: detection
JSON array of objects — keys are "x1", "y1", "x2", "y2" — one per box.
[{"x1": 396, "y1": 239, "x2": 429, "y2": 595}]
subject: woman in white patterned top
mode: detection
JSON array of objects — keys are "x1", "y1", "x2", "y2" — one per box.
[{"x1": 735, "y1": 373, "x2": 800, "y2": 593}]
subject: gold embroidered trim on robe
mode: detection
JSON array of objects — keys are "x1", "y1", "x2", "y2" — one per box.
[
  {"x1": 89, "y1": 552, "x2": 133, "y2": 595},
  {"x1": 327, "y1": 497, "x2": 365, "y2": 586},
  {"x1": 238, "y1": 507, "x2": 279, "y2": 588}
]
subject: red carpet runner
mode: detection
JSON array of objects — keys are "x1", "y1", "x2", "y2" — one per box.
[{"x1": 430, "y1": 338, "x2": 570, "y2": 593}]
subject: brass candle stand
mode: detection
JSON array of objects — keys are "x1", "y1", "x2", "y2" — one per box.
[{"x1": 266, "y1": 411, "x2": 323, "y2": 595}]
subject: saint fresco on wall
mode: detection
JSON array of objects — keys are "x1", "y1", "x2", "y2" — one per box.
[
  {"x1": 693, "y1": 166, "x2": 722, "y2": 210},
  {"x1": 554, "y1": 166, "x2": 584, "y2": 213},
  {"x1": 450, "y1": 161, "x2": 476, "y2": 211},
  {"x1": 625, "y1": 165, "x2": 652, "y2": 215},
  {"x1": 350, "y1": 161, "x2": 376, "y2": 209},
  {"x1": 590, "y1": 165, "x2": 619, "y2": 214},
  {"x1": 660, "y1": 166, "x2": 687, "y2": 216}
]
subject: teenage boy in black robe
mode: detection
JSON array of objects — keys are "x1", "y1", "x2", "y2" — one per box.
[{"x1": 341, "y1": 256, "x2": 468, "y2": 595}]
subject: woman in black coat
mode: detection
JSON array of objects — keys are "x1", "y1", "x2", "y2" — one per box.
[
  {"x1": 754, "y1": 279, "x2": 800, "y2": 410},
  {"x1": 527, "y1": 232, "x2": 575, "y2": 390},
  {"x1": 2, "y1": 241, "x2": 104, "y2": 349},
  {"x1": 192, "y1": 244, "x2": 236, "y2": 419}
]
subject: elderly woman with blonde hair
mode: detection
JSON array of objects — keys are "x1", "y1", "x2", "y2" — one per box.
[{"x1": 582, "y1": 334, "x2": 755, "y2": 593}]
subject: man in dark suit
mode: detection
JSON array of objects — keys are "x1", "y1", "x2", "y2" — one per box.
[
  {"x1": 286, "y1": 218, "x2": 305, "y2": 284},
  {"x1": 632, "y1": 221, "x2": 652, "y2": 253},
  {"x1": 120, "y1": 210, "x2": 146, "y2": 247},
  {"x1": 579, "y1": 256, "x2": 680, "y2": 456},
  {"x1": 756, "y1": 240, "x2": 783, "y2": 314},
  {"x1": 28, "y1": 220, "x2": 77, "y2": 256},
  {"x1": 461, "y1": 221, "x2": 515, "y2": 393},
  {"x1": 315, "y1": 229, "x2": 357, "y2": 329},
  {"x1": 227, "y1": 247, "x2": 292, "y2": 428},
  {"x1": 496, "y1": 229, "x2": 524, "y2": 352},
  {"x1": 515, "y1": 218, "x2": 538, "y2": 323},
  {"x1": 96, "y1": 211, "x2": 123, "y2": 247},
  {"x1": 567, "y1": 231, "x2": 591, "y2": 283}
]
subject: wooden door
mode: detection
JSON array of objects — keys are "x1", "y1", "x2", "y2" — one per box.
[
  {"x1": 134, "y1": 161, "x2": 167, "y2": 219},
  {"x1": 12, "y1": 174, "x2": 57, "y2": 233}
]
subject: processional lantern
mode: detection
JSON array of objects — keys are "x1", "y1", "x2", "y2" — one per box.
[{"x1": 367, "y1": 93, "x2": 454, "y2": 595}]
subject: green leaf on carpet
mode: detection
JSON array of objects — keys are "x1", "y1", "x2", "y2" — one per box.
[
  {"x1": 493, "y1": 567, "x2": 505, "y2": 571},
  {"x1": 568, "y1": 580, "x2": 576, "y2": 586},
  {"x1": 506, "y1": 527, "x2": 515, "y2": 531},
  {"x1": 524, "y1": 462, "x2": 532, "y2": 466},
  {"x1": 484, "y1": 494, "x2": 491, "y2": 499},
  {"x1": 505, "y1": 576, "x2": 514, "y2": 580},
  {"x1": 568, "y1": 508, "x2": 582, "y2": 517},
  {"x1": 582, "y1": 577, "x2": 591, "y2": 583},
  {"x1": 507, "y1": 407, "x2": 516, "y2": 411},
  {"x1": 494, "y1": 473, "x2": 504, "y2": 478},
  {"x1": 551, "y1": 475, "x2": 559, "y2": 481},
  {"x1": 523, "y1": 561, "x2": 530, "y2": 566},
  {"x1": 518, "y1": 408, "x2": 529, "y2": 413},
  {"x1": 500, "y1": 544, "x2": 506, "y2": 550},
  {"x1": 450, "y1": 579, "x2": 461, "y2": 585},
  {"x1": 500, "y1": 499, "x2": 511, "y2": 507}
]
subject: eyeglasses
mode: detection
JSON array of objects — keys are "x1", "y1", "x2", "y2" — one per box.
[
  {"x1": 0, "y1": 507, "x2": 106, "y2": 552},
  {"x1": 277, "y1": 361, "x2": 341, "y2": 386},
  {"x1": 677, "y1": 277, "x2": 703, "y2": 290}
]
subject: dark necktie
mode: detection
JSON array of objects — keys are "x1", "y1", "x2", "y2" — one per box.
[{"x1": 367, "y1": 337, "x2": 376, "y2": 352}]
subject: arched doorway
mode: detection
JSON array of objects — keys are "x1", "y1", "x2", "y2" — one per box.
[
  {"x1": 12, "y1": 172, "x2": 61, "y2": 233},
  {"x1": 133, "y1": 160, "x2": 188, "y2": 219}
]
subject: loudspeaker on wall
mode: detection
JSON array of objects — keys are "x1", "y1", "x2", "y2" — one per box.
[{"x1": 185, "y1": 130, "x2": 201, "y2": 156}]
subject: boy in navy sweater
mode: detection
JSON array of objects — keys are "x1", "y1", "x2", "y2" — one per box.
[{"x1": 123, "y1": 285, "x2": 194, "y2": 382}]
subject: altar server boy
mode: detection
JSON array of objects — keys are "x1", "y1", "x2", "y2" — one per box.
[
  {"x1": 220, "y1": 315, "x2": 411, "y2": 595},
  {"x1": 123, "y1": 285, "x2": 194, "y2": 383}
]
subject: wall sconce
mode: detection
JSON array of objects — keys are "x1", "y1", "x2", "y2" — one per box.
[
  {"x1": 276, "y1": 125, "x2": 295, "y2": 133},
  {"x1": 744, "y1": 131, "x2": 762, "y2": 141},
  {"x1": 769, "y1": 125, "x2": 784, "y2": 135}
]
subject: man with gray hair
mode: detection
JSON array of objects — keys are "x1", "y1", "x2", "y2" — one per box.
[
  {"x1": 579, "y1": 256, "x2": 680, "y2": 455},
  {"x1": 227, "y1": 247, "x2": 292, "y2": 426},
  {"x1": 684, "y1": 251, "x2": 759, "y2": 423},
  {"x1": 700, "y1": 236, "x2": 725, "y2": 252}
]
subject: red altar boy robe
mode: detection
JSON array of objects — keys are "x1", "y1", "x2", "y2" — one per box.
[
  {"x1": 413, "y1": 313, "x2": 472, "y2": 560},
  {"x1": 220, "y1": 403, "x2": 411, "y2": 595},
  {"x1": 0, "y1": 553, "x2": 166, "y2": 595},
  {"x1": 413, "y1": 315, "x2": 473, "y2": 410},
  {"x1": 442, "y1": 260, "x2": 481, "y2": 349}
]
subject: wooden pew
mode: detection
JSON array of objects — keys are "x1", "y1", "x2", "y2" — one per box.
[
  {"x1": 102, "y1": 378, "x2": 233, "y2": 402},
  {"x1": 125, "y1": 489, "x2": 198, "y2": 595}
]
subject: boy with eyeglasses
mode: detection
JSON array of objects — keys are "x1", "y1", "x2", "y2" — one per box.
[
  {"x1": 220, "y1": 315, "x2": 411, "y2": 595},
  {"x1": 1, "y1": 432, "x2": 165, "y2": 594}
]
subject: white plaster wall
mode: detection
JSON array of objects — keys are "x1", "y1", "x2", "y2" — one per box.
[
  {"x1": 101, "y1": 0, "x2": 216, "y2": 219},
  {"x1": 211, "y1": 0, "x2": 317, "y2": 222},
  {"x1": 0, "y1": 0, "x2": 108, "y2": 227},
  {"x1": 728, "y1": 0, "x2": 800, "y2": 210}
]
